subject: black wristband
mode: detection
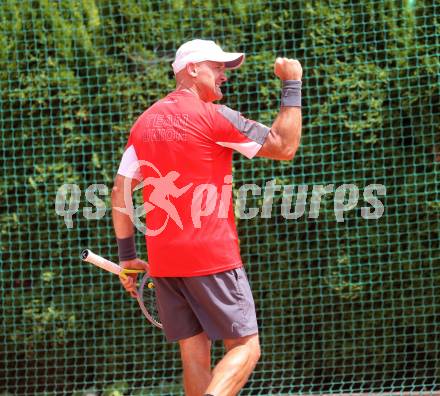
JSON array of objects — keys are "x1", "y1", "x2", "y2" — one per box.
[
  {"x1": 117, "y1": 235, "x2": 137, "y2": 261},
  {"x1": 281, "y1": 80, "x2": 302, "y2": 107}
]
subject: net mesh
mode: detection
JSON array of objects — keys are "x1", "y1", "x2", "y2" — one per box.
[{"x1": 1, "y1": 0, "x2": 439, "y2": 395}]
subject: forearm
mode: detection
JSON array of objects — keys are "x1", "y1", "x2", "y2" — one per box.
[
  {"x1": 111, "y1": 182, "x2": 140, "y2": 261},
  {"x1": 256, "y1": 77, "x2": 303, "y2": 160},
  {"x1": 271, "y1": 106, "x2": 302, "y2": 158}
]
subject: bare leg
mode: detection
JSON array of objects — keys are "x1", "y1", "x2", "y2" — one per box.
[
  {"x1": 204, "y1": 333, "x2": 260, "y2": 396},
  {"x1": 179, "y1": 332, "x2": 212, "y2": 396}
]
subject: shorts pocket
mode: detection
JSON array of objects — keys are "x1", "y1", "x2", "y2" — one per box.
[
  {"x1": 230, "y1": 269, "x2": 247, "y2": 322},
  {"x1": 231, "y1": 269, "x2": 244, "y2": 295}
]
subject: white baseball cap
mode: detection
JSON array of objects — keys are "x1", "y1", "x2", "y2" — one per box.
[{"x1": 172, "y1": 39, "x2": 245, "y2": 74}]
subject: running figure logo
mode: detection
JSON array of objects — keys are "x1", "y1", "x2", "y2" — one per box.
[
  {"x1": 144, "y1": 171, "x2": 192, "y2": 229},
  {"x1": 120, "y1": 160, "x2": 193, "y2": 236}
]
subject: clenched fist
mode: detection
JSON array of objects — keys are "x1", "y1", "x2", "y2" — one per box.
[{"x1": 274, "y1": 57, "x2": 302, "y2": 81}]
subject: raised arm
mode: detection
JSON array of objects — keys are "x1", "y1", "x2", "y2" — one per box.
[{"x1": 256, "y1": 58, "x2": 303, "y2": 161}]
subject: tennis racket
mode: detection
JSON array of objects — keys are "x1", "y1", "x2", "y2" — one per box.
[{"x1": 80, "y1": 249, "x2": 162, "y2": 329}]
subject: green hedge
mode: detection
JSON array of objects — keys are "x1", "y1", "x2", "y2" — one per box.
[{"x1": 0, "y1": 0, "x2": 439, "y2": 394}]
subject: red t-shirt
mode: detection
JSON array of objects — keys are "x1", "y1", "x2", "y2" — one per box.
[{"x1": 117, "y1": 89, "x2": 269, "y2": 277}]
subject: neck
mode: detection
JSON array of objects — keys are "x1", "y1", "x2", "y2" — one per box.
[
  {"x1": 175, "y1": 76, "x2": 208, "y2": 101},
  {"x1": 177, "y1": 85, "x2": 199, "y2": 97},
  {"x1": 176, "y1": 82, "x2": 200, "y2": 98}
]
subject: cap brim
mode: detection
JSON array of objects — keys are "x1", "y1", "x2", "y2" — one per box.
[
  {"x1": 224, "y1": 53, "x2": 245, "y2": 69},
  {"x1": 210, "y1": 52, "x2": 245, "y2": 69}
]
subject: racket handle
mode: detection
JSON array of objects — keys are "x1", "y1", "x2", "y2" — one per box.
[
  {"x1": 81, "y1": 249, "x2": 124, "y2": 276},
  {"x1": 81, "y1": 249, "x2": 145, "y2": 278}
]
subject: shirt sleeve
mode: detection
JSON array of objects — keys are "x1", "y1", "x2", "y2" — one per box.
[
  {"x1": 211, "y1": 105, "x2": 270, "y2": 159},
  {"x1": 117, "y1": 138, "x2": 143, "y2": 180}
]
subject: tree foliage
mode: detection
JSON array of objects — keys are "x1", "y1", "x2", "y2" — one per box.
[{"x1": 0, "y1": 0, "x2": 439, "y2": 394}]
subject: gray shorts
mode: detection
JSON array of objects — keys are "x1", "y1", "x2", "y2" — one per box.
[{"x1": 153, "y1": 267, "x2": 258, "y2": 342}]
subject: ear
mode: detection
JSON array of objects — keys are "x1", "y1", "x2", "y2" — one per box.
[{"x1": 186, "y1": 62, "x2": 198, "y2": 77}]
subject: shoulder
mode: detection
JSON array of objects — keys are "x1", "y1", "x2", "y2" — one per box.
[{"x1": 207, "y1": 103, "x2": 241, "y2": 122}]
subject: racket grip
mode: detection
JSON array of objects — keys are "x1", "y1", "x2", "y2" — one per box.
[
  {"x1": 81, "y1": 249, "x2": 145, "y2": 278},
  {"x1": 81, "y1": 249, "x2": 123, "y2": 276}
]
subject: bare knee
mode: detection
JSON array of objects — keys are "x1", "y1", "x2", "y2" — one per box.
[
  {"x1": 224, "y1": 333, "x2": 261, "y2": 368},
  {"x1": 251, "y1": 342, "x2": 261, "y2": 365},
  {"x1": 247, "y1": 337, "x2": 261, "y2": 369}
]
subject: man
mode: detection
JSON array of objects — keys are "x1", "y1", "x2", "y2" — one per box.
[{"x1": 111, "y1": 39, "x2": 302, "y2": 396}]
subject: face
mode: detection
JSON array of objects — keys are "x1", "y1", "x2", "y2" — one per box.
[{"x1": 191, "y1": 61, "x2": 228, "y2": 102}]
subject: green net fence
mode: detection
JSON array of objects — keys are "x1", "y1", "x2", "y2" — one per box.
[{"x1": 1, "y1": 0, "x2": 439, "y2": 395}]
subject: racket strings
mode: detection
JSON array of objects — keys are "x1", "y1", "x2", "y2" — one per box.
[{"x1": 139, "y1": 275, "x2": 162, "y2": 327}]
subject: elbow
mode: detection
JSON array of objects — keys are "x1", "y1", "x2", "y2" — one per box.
[
  {"x1": 282, "y1": 151, "x2": 295, "y2": 161},
  {"x1": 111, "y1": 176, "x2": 127, "y2": 205},
  {"x1": 111, "y1": 175, "x2": 137, "y2": 208},
  {"x1": 280, "y1": 140, "x2": 300, "y2": 161},
  {"x1": 111, "y1": 184, "x2": 119, "y2": 200},
  {"x1": 279, "y1": 149, "x2": 296, "y2": 161},
  {"x1": 111, "y1": 184, "x2": 121, "y2": 207},
  {"x1": 269, "y1": 144, "x2": 298, "y2": 161}
]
